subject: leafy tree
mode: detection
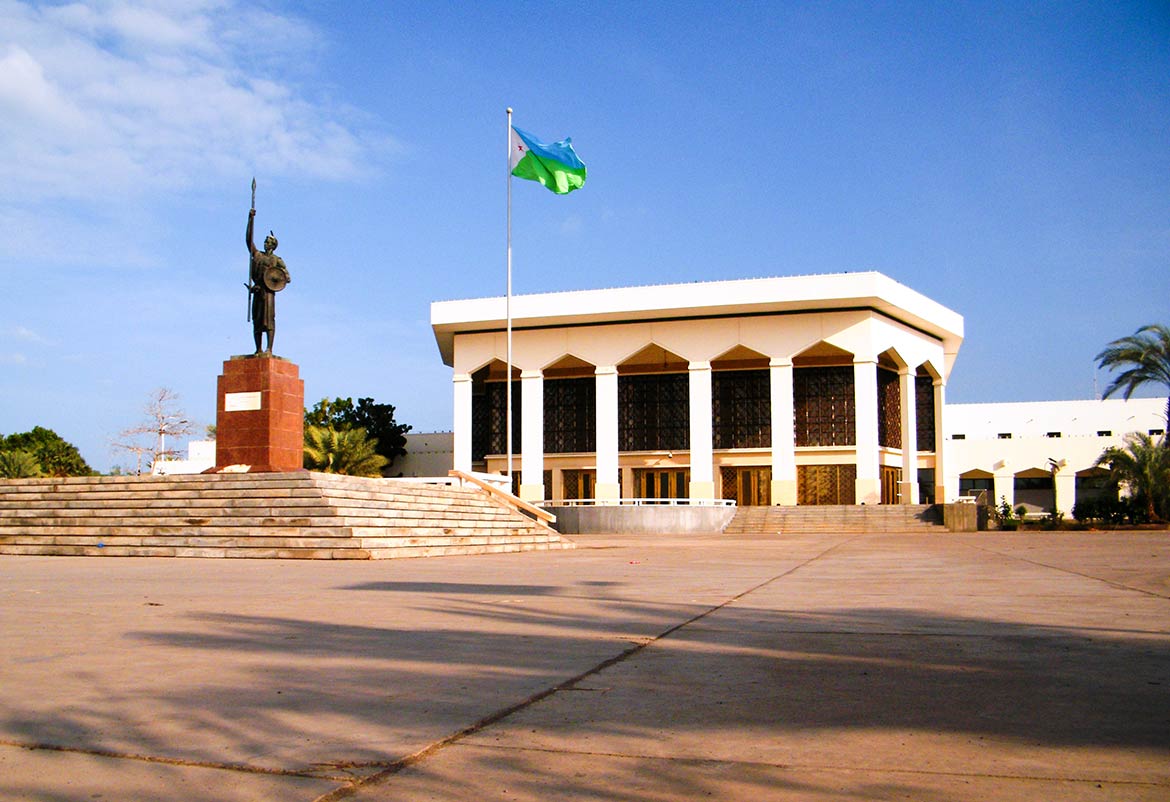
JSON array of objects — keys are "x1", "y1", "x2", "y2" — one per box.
[
  {"x1": 303, "y1": 425, "x2": 389, "y2": 476},
  {"x1": 304, "y1": 396, "x2": 411, "y2": 469},
  {"x1": 1095, "y1": 432, "x2": 1170, "y2": 522},
  {"x1": 1096, "y1": 324, "x2": 1170, "y2": 425},
  {"x1": 0, "y1": 449, "x2": 45, "y2": 478},
  {"x1": 1, "y1": 427, "x2": 94, "y2": 476}
]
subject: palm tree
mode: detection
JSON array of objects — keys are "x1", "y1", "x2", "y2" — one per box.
[
  {"x1": 0, "y1": 449, "x2": 44, "y2": 478},
  {"x1": 1095, "y1": 324, "x2": 1170, "y2": 426},
  {"x1": 1095, "y1": 432, "x2": 1170, "y2": 522},
  {"x1": 303, "y1": 425, "x2": 389, "y2": 477}
]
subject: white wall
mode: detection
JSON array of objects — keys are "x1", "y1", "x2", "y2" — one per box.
[
  {"x1": 945, "y1": 398, "x2": 1165, "y2": 513},
  {"x1": 393, "y1": 432, "x2": 454, "y2": 477},
  {"x1": 152, "y1": 440, "x2": 216, "y2": 475}
]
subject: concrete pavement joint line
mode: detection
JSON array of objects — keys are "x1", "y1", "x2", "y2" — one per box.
[
  {"x1": 309, "y1": 536, "x2": 858, "y2": 802},
  {"x1": 463, "y1": 742, "x2": 1170, "y2": 787},
  {"x1": 0, "y1": 739, "x2": 363, "y2": 782},
  {"x1": 959, "y1": 541, "x2": 1170, "y2": 600}
]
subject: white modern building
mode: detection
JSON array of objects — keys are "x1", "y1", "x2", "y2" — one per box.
[
  {"x1": 945, "y1": 398, "x2": 1165, "y2": 515},
  {"x1": 432, "y1": 272, "x2": 964, "y2": 507}
]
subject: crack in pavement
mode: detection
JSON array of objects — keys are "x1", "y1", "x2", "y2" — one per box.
[
  {"x1": 0, "y1": 738, "x2": 367, "y2": 782},
  {"x1": 311, "y1": 535, "x2": 859, "y2": 802}
]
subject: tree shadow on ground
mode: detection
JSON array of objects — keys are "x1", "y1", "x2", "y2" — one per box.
[{"x1": 1, "y1": 580, "x2": 1167, "y2": 801}]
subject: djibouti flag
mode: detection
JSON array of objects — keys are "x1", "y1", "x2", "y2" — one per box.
[{"x1": 510, "y1": 126, "x2": 586, "y2": 195}]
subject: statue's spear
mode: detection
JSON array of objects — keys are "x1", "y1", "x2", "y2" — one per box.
[{"x1": 246, "y1": 178, "x2": 256, "y2": 322}]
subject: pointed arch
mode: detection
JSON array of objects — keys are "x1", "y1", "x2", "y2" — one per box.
[{"x1": 617, "y1": 342, "x2": 688, "y2": 375}]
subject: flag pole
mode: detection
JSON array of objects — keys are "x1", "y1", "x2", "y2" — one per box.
[{"x1": 505, "y1": 107, "x2": 514, "y2": 490}]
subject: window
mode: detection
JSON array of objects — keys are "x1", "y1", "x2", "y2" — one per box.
[
  {"x1": 1046, "y1": 432, "x2": 1061, "y2": 438},
  {"x1": 544, "y1": 377, "x2": 595, "y2": 454},
  {"x1": 877, "y1": 367, "x2": 901, "y2": 448},
  {"x1": 915, "y1": 375, "x2": 936, "y2": 451},
  {"x1": 998, "y1": 433, "x2": 1012, "y2": 439},
  {"x1": 793, "y1": 366, "x2": 855, "y2": 447},
  {"x1": 1150, "y1": 429, "x2": 1165, "y2": 436},
  {"x1": 1097, "y1": 430, "x2": 1112, "y2": 437},
  {"x1": 712, "y1": 369, "x2": 770, "y2": 449},
  {"x1": 951, "y1": 434, "x2": 966, "y2": 440},
  {"x1": 618, "y1": 373, "x2": 689, "y2": 452}
]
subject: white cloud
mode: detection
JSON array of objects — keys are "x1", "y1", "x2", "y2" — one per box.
[
  {"x1": 0, "y1": 352, "x2": 28, "y2": 365},
  {"x1": 8, "y1": 325, "x2": 47, "y2": 343},
  {"x1": 0, "y1": 0, "x2": 382, "y2": 205}
]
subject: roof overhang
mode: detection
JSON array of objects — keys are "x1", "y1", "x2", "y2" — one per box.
[{"x1": 430, "y1": 272, "x2": 964, "y2": 367}]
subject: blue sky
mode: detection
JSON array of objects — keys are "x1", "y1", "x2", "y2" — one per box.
[{"x1": 1, "y1": 0, "x2": 1167, "y2": 472}]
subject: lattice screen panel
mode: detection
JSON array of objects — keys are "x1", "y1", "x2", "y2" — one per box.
[
  {"x1": 618, "y1": 373, "x2": 689, "y2": 452},
  {"x1": 797, "y1": 464, "x2": 857, "y2": 505},
  {"x1": 793, "y1": 367, "x2": 856, "y2": 447},
  {"x1": 878, "y1": 368, "x2": 902, "y2": 449},
  {"x1": 544, "y1": 377, "x2": 596, "y2": 454},
  {"x1": 915, "y1": 375, "x2": 936, "y2": 452},
  {"x1": 713, "y1": 369, "x2": 771, "y2": 449}
]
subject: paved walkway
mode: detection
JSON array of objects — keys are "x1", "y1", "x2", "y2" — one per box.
[{"x1": 1, "y1": 531, "x2": 1167, "y2": 801}]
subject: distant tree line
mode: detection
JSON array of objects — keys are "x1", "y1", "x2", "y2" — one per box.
[{"x1": 0, "y1": 427, "x2": 94, "y2": 478}]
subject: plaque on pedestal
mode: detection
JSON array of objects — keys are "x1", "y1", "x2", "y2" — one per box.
[{"x1": 212, "y1": 356, "x2": 304, "y2": 473}]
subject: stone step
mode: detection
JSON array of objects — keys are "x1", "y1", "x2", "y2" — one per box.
[
  {"x1": 0, "y1": 472, "x2": 572, "y2": 561},
  {"x1": 0, "y1": 531, "x2": 558, "y2": 549},
  {"x1": 0, "y1": 539, "x2": 571, "y2": 560},
  {"x1": 0, "y1": 544, "x2": 373, "y2": 559},
  {"x1": 727, "y1": 504, "x2": 944, "y2": 534},
  {"x1": 0, "y1": 508, "x2": 522, "y2": 526},
  {"x1": 0, "y1": 519, "x2": 549, "y2": 537}
]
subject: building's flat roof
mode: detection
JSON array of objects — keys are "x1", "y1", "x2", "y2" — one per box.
[{"x1": 430, "y1": 272, "x2": 964, "y2": 365}]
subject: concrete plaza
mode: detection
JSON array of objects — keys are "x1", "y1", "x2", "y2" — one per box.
[{"x1": 1, "y1": 531, "x2": 1167, "y2": 801}]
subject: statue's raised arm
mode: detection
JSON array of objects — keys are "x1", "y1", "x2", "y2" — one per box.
[{"x1": 246, "y1": 207, "x2": 258, "y2": 255}]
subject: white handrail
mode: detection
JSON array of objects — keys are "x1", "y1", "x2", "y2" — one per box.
[
  {"x1": 539, "y1": 498, "x2": 736, "y2": 508},
  {"x1": 448, "y1": 470, "x2": 556, "y2": 523}
]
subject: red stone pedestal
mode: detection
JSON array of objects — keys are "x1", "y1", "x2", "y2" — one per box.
[{"x1": 213, "y1": 356, "x2": 304, "y2": 473}]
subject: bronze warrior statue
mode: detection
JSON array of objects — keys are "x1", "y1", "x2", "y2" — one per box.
[{"x1": 245, "y1": 204, "x2": 290, "y2": 355}]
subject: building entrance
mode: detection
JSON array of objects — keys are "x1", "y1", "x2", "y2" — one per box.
[
  {"x1": 561, "y1": 469, "x2": 595, "y2": 501},
  {"x1": 721, "y1": 466, "x2": 772, "y2": 506},
  {"x1": 635, "y1": 468, "x2": 690, "y2": 502},
  {"x1": 880, "y1": 466, "x2": 901, "y2": 504},
  {"x1": 797, "y1": 464, "x2": 856, "y2": 505}
]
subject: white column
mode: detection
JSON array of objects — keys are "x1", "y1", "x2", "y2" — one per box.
[
  {"x1": 595, "y1": 366, "x2": 620, "y2": 502},
  {"x1": 934, "y1": 379, "x2": 949, "y2": 503},
  {"x1": 854, "y1": 358, "x2": 880, "y2": 504},
  {"x1": 993, "y1": 462, "x2": 1014, "y2": 511},
  {"x1": 898, "y1": 368, "x2": 919, "y2": 504},
  {"x1": 452, "y1": 373, "x2": 472, "y2": 473},
  {"x1": 770, "y1": 358, "x2": 796, "y2": 505},
  {"x1": 1054, "y1": 469, "x2": 1076, "y2": 516},
  {"x1": 519, "y1": 369, "x2": 544, "y2": 501},
  {"x1": 688, "y1": 361, "x2": 714, "y2": 500}
]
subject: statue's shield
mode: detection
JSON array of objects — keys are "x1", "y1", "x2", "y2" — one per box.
[{"x1": 263, "y1": 266, "x2": 288, "y2": 292}]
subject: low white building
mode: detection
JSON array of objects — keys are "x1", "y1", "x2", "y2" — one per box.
[
  {"x1": 152, "y1": 440, "x2": 216, "y2": 475},
  {"x1": 944, "y1": 398, "x2": 1165, "y2": 515},
  {"x1": 393, "y1": 432, "x2": 455, "y2": 478}
]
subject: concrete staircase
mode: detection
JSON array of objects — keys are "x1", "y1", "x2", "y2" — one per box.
[
  {"x1": 725, "y1": 504, "x2": 944, "y2": 535},
  {"x1": 0, "y1": 472, "x2": 573, "y2": 559}
]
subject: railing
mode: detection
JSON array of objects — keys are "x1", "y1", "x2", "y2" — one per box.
[
  {"x1": 393, "y1": 471, "x2": 509, "y2": 488},
  {"x1": 541, "y1": 498, "x2": 736, "y2": 508},
  {"x1": 448, "y1": 470, "x2": 556, "y2": 524},
  {"x1": 958, "y1": 490, "x2": 989, "y2": 506}
]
